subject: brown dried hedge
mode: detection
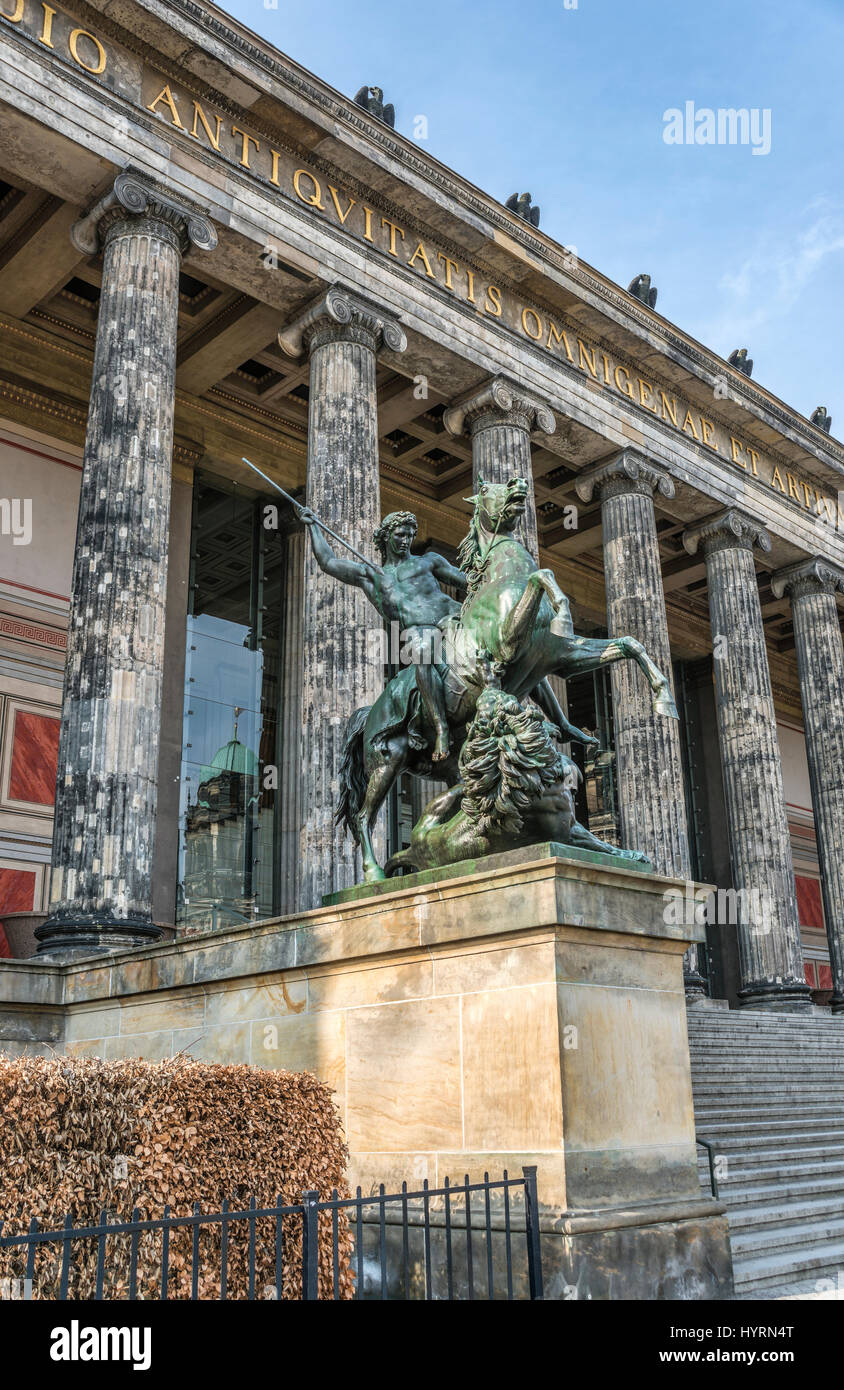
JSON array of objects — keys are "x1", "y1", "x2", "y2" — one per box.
[{"x1": 0, "y1": 1056, "x2": 353, "y2": 1300}]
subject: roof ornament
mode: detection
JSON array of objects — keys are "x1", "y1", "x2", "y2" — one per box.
[
  {"x1": 353, "y1": 86, "x2": 395, "y2": 127},
  {"x1": 627, "y1": 273, "x2": 658, "y2": 308},
  {"x1": 505, "y1": 192, "x2": 540, "y2": 227},
  {"x1": 810, "y1": 406, "x2": 832, "y2": 433},
  {"x1": 728, "y1": 347, "x2": 753, "y2": 377}
]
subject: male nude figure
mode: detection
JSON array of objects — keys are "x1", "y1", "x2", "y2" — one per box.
[
  {"x1": 300, "y1": 508, "x2": 463, "y2": 759},
  {"x1": 300, "y1": 506, "x2": 598, "y2": 760}
]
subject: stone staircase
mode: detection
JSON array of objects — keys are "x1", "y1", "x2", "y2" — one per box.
[{"x1": 688, "y1": 1005, "x2": 844, "y2": 1298}]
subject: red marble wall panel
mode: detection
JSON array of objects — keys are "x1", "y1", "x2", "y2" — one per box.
[
  {"x1": 795, "y1": 875, "x2": 824, "y2": 931},
  {"x1": 8, "y1": 710, "x2": 60, "y2": 805},
  {"x1": 0, "y1": 867, "x2": 35, "y2": 913}
]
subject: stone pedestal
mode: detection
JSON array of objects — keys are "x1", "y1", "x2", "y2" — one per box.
[
  {"x1": 0, "y1": 846, "x2": 732, "y2": 1300},
  {"x1": 684, "y1": 511, "x2": 811, "y2": 1010},
  {"x1": 444, "y1": 376, "x2": 555, "y2": 559},
  {"x1": 279, "y1": 285, "x2": 407, "y2": 909},
  {"x1": 37, "y1": 172, "x2": 217, "y2": 958},
  {"x1": 773, "y1": 559, "x2": 844, "y2": 1013}
]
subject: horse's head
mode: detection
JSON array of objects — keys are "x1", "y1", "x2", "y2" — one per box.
[{"x1": 471, "y1": 476, "x2": 529, "y2": 536}]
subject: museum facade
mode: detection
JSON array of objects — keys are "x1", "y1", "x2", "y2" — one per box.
[{"x1": 0, "y1": 0, "x2": 842, "y2": 1017}]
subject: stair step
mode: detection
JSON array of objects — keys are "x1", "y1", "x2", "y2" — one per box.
[
  {"x1": 721, "y1": 1194, "x2": 844, "y2": 1233},
  {"x1": 731, "y1": 1214, "x2": 844, "y2": 1256},
  {"x1": 733, "y1": 1236, "x2": 844, "y2": 1292}
]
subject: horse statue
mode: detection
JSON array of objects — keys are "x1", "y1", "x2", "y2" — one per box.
[{"x1": 337, "y1": 475, "x2": 677, "y2": 882}]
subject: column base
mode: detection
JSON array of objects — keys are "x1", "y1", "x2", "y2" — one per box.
[
  {"x1": 738, "y1": 980, "x2": 814, "y2": 1012},
  {"x1": 35, "y1": 912, "x2": 165, "y2": 958}
]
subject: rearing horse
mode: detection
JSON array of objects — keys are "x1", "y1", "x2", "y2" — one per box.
[{"x1": 337, "y1": 475, "x2": 677, "y2": 881}]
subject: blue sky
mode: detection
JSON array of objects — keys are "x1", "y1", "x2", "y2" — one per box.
[{"x1": 221, "y1": 0, "x2": 844, "y2": 426}]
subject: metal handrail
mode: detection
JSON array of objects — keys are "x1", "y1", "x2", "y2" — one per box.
[{"x1": 696, "y1": 1135, "x2": 720, "y2": 1199}]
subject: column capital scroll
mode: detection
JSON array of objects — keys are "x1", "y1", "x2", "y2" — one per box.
[
  {"x1": 575, "y1": 449, "x2": 675, "y2": 504},
  {"x1": 71, "y1": 168, "x2": 218, "y2": 257},
  {"x1": 278, "y1": 283, "x2": 407, "y2": 358},
  {"x1": 443, "y1": 375, "x2": 556, "y2": 439},
  {"x1": 771, "y1": 556, "x2": 844, "y2": 600},
  {"x1": 683, "y1": 508, "x2": 771, "y2": 558}
]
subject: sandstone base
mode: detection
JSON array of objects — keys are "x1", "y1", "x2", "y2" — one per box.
[{"x1": 0, "y1": 846, "x2": 733, "y2": 1300}]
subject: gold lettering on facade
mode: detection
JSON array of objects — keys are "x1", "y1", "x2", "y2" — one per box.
[
  {"x1": 362, "y1": 206, "x2": 375, "y2": 242},
  {"x1": 1, "y1": 0, "x2": 26, "y2": 23},
  {"x1": 231, "y1": 126, "x2": 259, "y2": 169},
  {"x1": 68, "y1": 27, "x2": 105, "y2": 74},
  {"x1": 381, "y1": 218, "x2": 405, "y2": 256},
  {"x1": 746, "y1": 447, "x2": 759, "y2": 477},
  {"x1": 681, "y1": 408, "x2": 700, "y2": 441},
  {"x1": 578, "y1": 340, "x2": 598, "y2": 378},
  {"x1": 408, "y1": 241, "x2": 435, "y2": 277},
  {"x1": 465, "y1": 268, "x2": 476, "y2": 302},
  {"x1": 190, "y1": 101, "x2": 222, "y2": 150},
  {"x1": 293, "y1": 168, "x2": 325, "y2": 209},
  {"x1": 484, "y1": 285, "x2": 502, "y2": 317},
  {"x1": 146, "y1": 84, "x2": 184, "y2": 128},
  {"x1": 328, "y1": 185, "x2": 356, "y2": 224},
  {"x1": 638, "y1": 377, "x2": 657, "y2": 412},
  {"x1": 614, "y1": 364, "x2": 634, "y2": 398},
  {"x1": 269, "y1": 149, "x2": 282, "y2": 186},
  {"x1": 437, "y1": 253, "x2": 460, "y2": 290},
  {"x1": 770, "y1": 465, "x2": 786, "y2": 494},
  {"x1": 37, "y1": 2, "x2": 55, "y2": 47},
  {"x1": 659, "y1": 391, "x2": 678, "y2": 426},
  {"x1": 700, "y1": 416, "x2": 717, "y2": 450},
  {"x1": 521, "y1": 306, "x2": 542, "y2": 340}
]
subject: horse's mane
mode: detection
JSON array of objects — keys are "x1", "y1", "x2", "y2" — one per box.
[
  {"x1": 456, "y1": 512, "x2": 482, "y2": 574},
  {"x1": 458, "y1": 691, "x2": 564, "y2": 836}
]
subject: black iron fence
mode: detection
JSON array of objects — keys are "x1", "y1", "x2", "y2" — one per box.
[{"x1": 0, "y1": 1166, "x2": 543, "y2": 1301}]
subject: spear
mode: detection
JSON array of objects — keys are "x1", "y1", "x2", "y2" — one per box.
[{"x1": 241, "y1": 456, "x2": 377, "y2": 568}]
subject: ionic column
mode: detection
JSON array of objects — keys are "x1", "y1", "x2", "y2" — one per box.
[
  {"x1": 577, "y1": 451, "x2": 703, "y2": 995},
  {"x1": 683, "y1": 511, "x2": 811, "y2": 1010},
  {"x1": 772, "y1": 559, "x2": 844, "y2": 1013},
  {"x1": 444, "y1": 375, "x2": 555, "y2": 559},
  {"x1": 37, "y1": 171, "x2": 217, "y2": 956},
  {"x1": 279, "y1": 285, "x2": 407, "y2": 907}
]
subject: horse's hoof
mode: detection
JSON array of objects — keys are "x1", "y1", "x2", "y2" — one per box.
[
  {"x1": 655, "y1": 694, "x2": 679, "y2": 719},
  {"x1": 363, "y1": 865, "x2": 387, "y2": 883}
]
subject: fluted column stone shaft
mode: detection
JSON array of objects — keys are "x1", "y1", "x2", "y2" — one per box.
[
  {"x1": 280, "y1": 285, "x2": 407, "y2": 908},
  {"x1": 577, "y1": 453, "x2": 691, "y2": 875},
  {"x1": 578, "y1": 452, "x2": 702, "y2": 995},
  {"x1": 772, "y1": 559, "x2": 844, "y2": 1012},
  {"x1": 444, "y1": 376, "x2": 555, "y2": 561},
  {"x1": 684, "y1": 511, "x2": 811, "y2": 1010},
  {"x1": 37, "y1": 173, "x2": 216, "y2": 957}
]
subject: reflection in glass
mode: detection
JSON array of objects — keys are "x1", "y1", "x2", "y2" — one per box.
[{"x1": 177, "y1": 480, "x2": 285, "y2": 932}]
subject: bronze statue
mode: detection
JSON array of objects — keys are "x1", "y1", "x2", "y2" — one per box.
[
  {"x1": 301, "y1": 506, "x2": 463, "y2": 761},
  {"x1": 385, "y1": 687, "x2": 648, "y2": 874},
  {"x1": 728, "y1": 348, "x2": 753, "y2": 377},
  {"x1": 353, "y1": 86, "x2": 395, "y2": 127},
  {"x1": 811, "y1": 406, "x2": 832, "y2": 433},
  {"x1": 335, "y1": 476, "x2": 677, "y2": 881},
  {"x1": 628, "y1": 274, "x2": 658, "y2": 309},
  {"x1": 505, "y1": 193, "x2": 541, "y2": 228}
]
